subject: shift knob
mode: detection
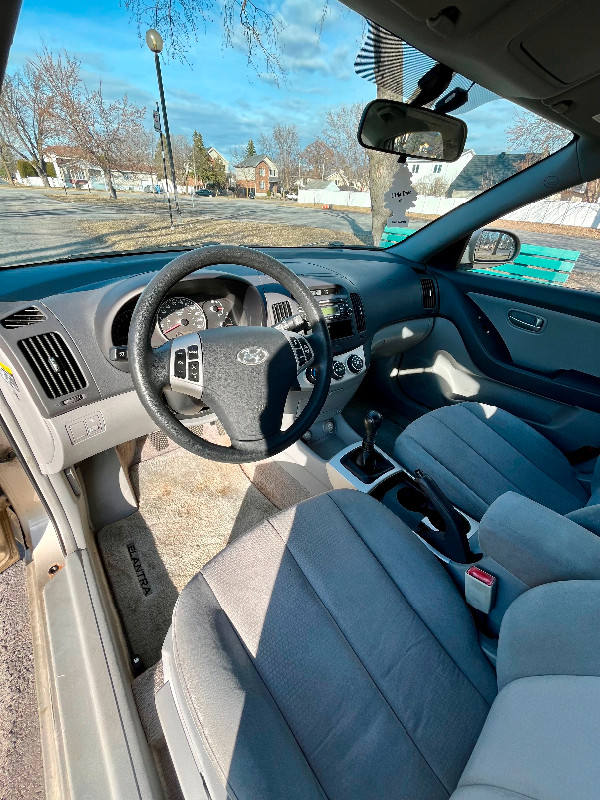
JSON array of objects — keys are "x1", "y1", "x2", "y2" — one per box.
[{"x1": 363, "y1": 410, "x2": 382, "y2": 442}]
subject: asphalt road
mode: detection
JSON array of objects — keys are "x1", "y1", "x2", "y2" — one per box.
[{"x1": 0, "y1": 186, "x2": 598, "y2": 274}]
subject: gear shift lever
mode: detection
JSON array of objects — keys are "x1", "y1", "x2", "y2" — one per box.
[
  {"x1": 340, "y1": 409, "x2": 394, "y2": 484},
  {"x1": 356, "y1": 410, "x2": 383, "y2": 469}
]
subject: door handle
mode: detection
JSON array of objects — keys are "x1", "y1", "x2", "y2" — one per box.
[{"x1": 507, "y1": 309, "x2": 546, "y2": 332}]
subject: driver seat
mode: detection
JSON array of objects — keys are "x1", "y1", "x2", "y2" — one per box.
[{"x1": 155, "y1": 490, "x2": 599, "y2": 799}]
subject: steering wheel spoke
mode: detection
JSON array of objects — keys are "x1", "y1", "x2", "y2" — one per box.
[
  {"x1": 165, "y1": 332, "x2": 204, "y2": 400},
  {"x1": 280, "y1": 330, "x2": 315, "y2": 375}
]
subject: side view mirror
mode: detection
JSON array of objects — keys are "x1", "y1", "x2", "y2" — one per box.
[
  {"x1": 469, "y1": 229, "x2": 520, "y2": 264},
  {"x1": 358, "y1": 99, "x2": 467, "y2": 162}
]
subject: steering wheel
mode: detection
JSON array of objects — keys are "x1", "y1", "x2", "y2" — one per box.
[{"x1": 129, "y1": 245, "x2": 332, "y2": 463}]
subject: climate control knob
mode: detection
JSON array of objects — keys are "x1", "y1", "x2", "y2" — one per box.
[
  {"x1": 347, "y1": 354, "x2": 364, "y2": 374},
  {"x1": 332, "y1": 360, "x2": 346, "y2": 380}
]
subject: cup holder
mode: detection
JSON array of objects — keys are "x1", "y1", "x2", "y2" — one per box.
[
  {"x1": 396, "y1": 486, "x2": 447, "y2": 532},
  {"x1": 371, "y1": 471, "x2": 476, "y2": 563}
]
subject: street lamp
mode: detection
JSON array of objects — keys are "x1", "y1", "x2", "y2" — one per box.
[{"x1": 145, "y1": 29, "x2": 181, "y2": 217}]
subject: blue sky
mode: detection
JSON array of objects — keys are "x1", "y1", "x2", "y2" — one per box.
[{"x1": 8, "y1": 0, "x2": 515, "y2": 158}]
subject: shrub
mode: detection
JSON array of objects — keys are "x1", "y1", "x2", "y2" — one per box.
[{"x1": 16, "y1": 160, "x2": 56, "y2": 178}]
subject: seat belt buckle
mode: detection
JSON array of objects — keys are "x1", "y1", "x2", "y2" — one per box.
[{"x1": 465, "y1": 566, "x2": 497, "y2": 614}]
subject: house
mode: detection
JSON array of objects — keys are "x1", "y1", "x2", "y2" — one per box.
[
  {"x1": 406, "y1": 149, "x2": 475, "y2": 194},
  {"x1": 234, "y1": 154, "x2": 278, "y2": 197},
  {"x1": 325, "y1": 170, "x2": 349, "y2": 188},
  {"x1": 206, "y1": 147, "x2": 229, "y2": 175},
  {"x1": 302, "y1": 178, "x2": 339, "y2": 192},
  {"x1": 45, "y1": 146, "x2": 156, "y2": 192},
  {"x1": 446, "y1": 153, "x2": 529, "y2": 198}
]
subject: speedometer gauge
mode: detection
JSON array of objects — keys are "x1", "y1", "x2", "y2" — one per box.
[{"x1": 158, "y1": 297, "x2": 207, "y2": 339}]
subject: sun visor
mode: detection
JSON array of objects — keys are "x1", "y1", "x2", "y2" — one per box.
[{"x1": 516, "y1": 0, "x2": 600, "y2": 86}]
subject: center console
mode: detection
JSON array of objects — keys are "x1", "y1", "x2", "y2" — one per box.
[{"x1": 328, "y1": 422, "x2": 479, "y2": 566}]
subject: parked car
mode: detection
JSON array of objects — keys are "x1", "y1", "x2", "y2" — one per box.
[
  {"x1": 285, "y1": 192, "x2": 298, "y2": 200},
  {"x1": 194, "y1": 188, "x2": 215, "y2": 197}
]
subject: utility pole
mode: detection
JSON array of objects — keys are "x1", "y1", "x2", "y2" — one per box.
[
  {"x1": 146, "y1": 30, "x2": 181, "y2": 219},
  {"x1": 154, "y1": 104, "x2": 174, "y2": 228}
]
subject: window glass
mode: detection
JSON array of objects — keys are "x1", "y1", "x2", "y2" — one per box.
[{"x1": 460, "y1": 179, "x2": 600, "y2": 293}]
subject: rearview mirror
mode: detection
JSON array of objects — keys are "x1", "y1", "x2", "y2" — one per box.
[
  {"x1": 469, "y1": 229, "x2": 520, "y2": 264},
  {"x1": 358, "y1": 99, "x2": 467, "y2": 162}
]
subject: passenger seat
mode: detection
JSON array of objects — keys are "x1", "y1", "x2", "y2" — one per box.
[{"x1": 394, "y1": 401, "x2": 598, "y2": 522}]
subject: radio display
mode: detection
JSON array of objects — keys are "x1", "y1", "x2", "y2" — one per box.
[{"x1": 321, "y1": 304, "x2": 337, "y2": 317}]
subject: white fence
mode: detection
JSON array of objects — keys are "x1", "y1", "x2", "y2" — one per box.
[
  {"x1": 297, "y1": 189, "x2": 371, "y2": 208},
  {"x1": 502, "y1": 199, "x2": 600, "y2": 229}
]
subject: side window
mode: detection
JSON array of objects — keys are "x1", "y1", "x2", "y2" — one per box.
[{"x1": 461, "y1": 179, "x2": 600, "y2": 293}]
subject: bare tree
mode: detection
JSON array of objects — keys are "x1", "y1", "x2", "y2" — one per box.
[
  {"x1": 301, "y1": 140, "x2": 336, "y2": 181},
  {"x1": 124, "y1": 0, "x2": 283, "y2": 78},
  {"x1": 43, "y1": 49, "x2": 148, "y2": 199},
  {"x1": 412, "y1": 175, "x2": 449, "y2": 197},
  {"x1": 0, "y1": 50, "x2": 59, "y2": 186},
  {"x1": 506, "y1": 111, "x2": 571, "y2": 162},
  {"x1": 156, "y1": 133, "x2": 192, "y2": 184},
  {"x1": 323, "y1": 103, "x2": 370, "y2": 190},
  {"x1": 259, "y1": 124, "x2": 299, "y2": 192}
]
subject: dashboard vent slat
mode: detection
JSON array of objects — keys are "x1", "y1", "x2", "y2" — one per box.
[
  {"x1": 271, "y1": 300, "x2": 292, "y2": 325},
  {"x1": 1, "y1": 306, "x2": 46, "y2": 329},
  {"x1": 421, "y1": 278, "x2": 437, "y2": 309},
  {"x1": 18, "y1": 332, "x2": 86, "y2": 400},
  {"x1": 350, "y1": 293, "x2": 366, "y2": 332}
]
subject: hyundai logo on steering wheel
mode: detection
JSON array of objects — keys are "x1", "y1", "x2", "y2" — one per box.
[{"x1": 236, "y1": 346, "x2": 269, "y2": 365}]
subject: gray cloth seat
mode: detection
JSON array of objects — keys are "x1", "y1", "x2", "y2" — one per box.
[
  {"x1": 394, "y1": 401, "x2": 596, "y2": 521},
  {"x1": 157, "y1": 490, "x2": 600, "y2": 800},
  {"x1": 159, "y1": 490, "x2": 497, "y2": 800}
]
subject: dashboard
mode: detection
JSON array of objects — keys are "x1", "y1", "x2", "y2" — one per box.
[{"x1": 0, "y1": 246, "x2": 432, "y2": 474}]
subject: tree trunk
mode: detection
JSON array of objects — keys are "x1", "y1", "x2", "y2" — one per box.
[
  {"x1": 104, "y1": 168, "x2": 117, "y2": 200},
  {"x1": 33, "y1": 159, "x2": 50, "y2": 187},
  {"x1": 369, "y1": 85, "x2": 403, "y2": 246},
  {"x1": 0, "y1": 150, "x2": 12, "y2": 183}
]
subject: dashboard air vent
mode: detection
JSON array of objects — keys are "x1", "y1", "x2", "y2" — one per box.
[
  {"x1": 421, "y1": 278, "x2": 437, "y2": 309},
  {"x1": 18, "y1": 332, "x2": 86, "y2": 399},
  {"x1": 1, "y1": 306, "x2": 46, "y2": 329},
  {"x1": 350, "y1": 293, "x2": 366, "y2": 332},
  {"x1": 271, "y1": 300, "x2": 292, "y2": 325}
]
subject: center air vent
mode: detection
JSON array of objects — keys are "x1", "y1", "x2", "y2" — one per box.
[
  {"x1": 271, "y1": 300, "x2": 292, "y2": 325},
  {"x1": 1, "y1": 306, "x2": 46, "y2": 329},
  {"x1": 421, "y1": 278, "x2": 437, "y2": 309},
  {"x1": 18, "y1": 332, "x2": 86, "y2": 399},
  {"x1": 350, "y1": 293, "x2": 366, "y2": 332}
]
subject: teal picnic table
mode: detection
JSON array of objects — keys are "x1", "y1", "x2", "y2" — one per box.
[{"x1": 379, "y1": 226, "x2": 580, "y2": 286}]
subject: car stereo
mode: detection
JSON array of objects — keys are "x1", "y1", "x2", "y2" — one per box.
[{"x1": 310, "y1": 287, "x2": 353, "y2": 340}]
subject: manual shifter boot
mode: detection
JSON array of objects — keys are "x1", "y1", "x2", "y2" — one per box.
[{"x1": 341, "y1": 410, "x2": 395, "y2": 484}]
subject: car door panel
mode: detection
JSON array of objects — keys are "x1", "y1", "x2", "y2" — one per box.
[
  {"x1": 397, "y1": 316, "x2": 600, "y2": 453},
  {"x1": 468, "y1": 292, "x2": 600, "y2": 378},
  {"x1": 395, "y1": 268, "x2": 600, "y2": 452}
]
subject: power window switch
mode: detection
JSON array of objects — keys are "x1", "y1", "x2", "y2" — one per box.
[{"x1": 465, "y1": 566, "x2": 497, "y2": 614}]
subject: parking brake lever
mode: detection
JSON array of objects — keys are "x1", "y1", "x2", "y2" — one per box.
[{"x1": 414, "y1": 469, "x2": 474, "y2": 563}]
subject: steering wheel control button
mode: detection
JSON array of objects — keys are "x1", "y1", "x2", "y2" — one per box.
[
  {"x1": 188, "y1": 361, "x2": 200, "y2": 382},
  {"x1": 187, "y1": 344, "x2": 199, "y2": 360},
  {"x1": 347, "y1": 354, "x2": 364, "y2": 374},
  {"x1": 174, "y1": 349, "x2": 187, "y2": 378},
  {"x1": 332, "y1": 360, "x2": 346, "y2": 380},
  {"x1": 305, "y1": 366, "x2": 317, "y2": 384}
]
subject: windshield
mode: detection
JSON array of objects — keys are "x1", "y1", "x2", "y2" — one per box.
[{"x1": 0, "y1": 0, "x2": 588, "y2": 275}]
